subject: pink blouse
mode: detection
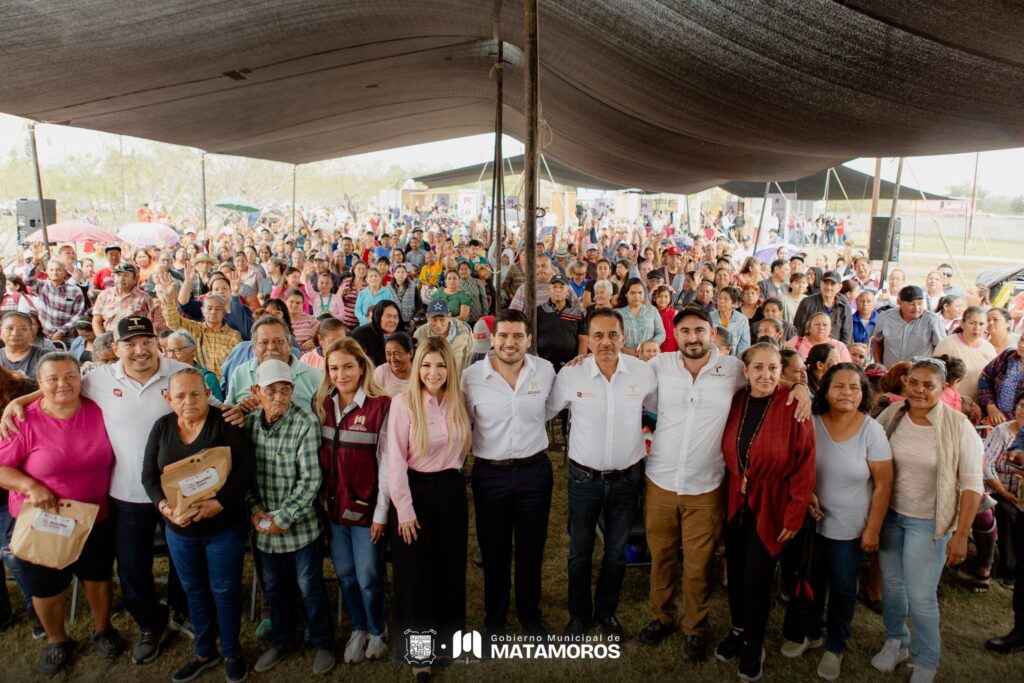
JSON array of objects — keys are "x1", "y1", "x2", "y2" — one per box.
[
  {"x1": 785, "y1": 336, "x2": 852, "y2": 364},
  {"x1": 386, "y1": 391, "x2": 468, "y2": 523}
]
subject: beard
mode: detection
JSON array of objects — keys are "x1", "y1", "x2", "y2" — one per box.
[{"x1": 680, "y1": 342, "x2": 710, "y2": 360}]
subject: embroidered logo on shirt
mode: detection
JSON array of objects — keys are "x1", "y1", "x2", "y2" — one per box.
[{"x1": 113, "y1": 388, "x2": 123, "y2": 397}]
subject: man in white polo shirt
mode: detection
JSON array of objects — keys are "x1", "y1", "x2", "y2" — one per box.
[
  {"x1": 461, "y1": 309, "x2": 557, "y2": 642},
  {"x1": 547, "y1": 308, "x2": 656, "y2": 641},
  {"x1": 638, "y1": 306, "x2": 810, "y2": 663}
]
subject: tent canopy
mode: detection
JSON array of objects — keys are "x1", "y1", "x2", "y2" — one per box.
[
  {"x1": 413, "y1": 155, "x2": 948, "y2": 200},
  {"x1": 2, "y1": 1, "x2": 1023, "y2": 193}
]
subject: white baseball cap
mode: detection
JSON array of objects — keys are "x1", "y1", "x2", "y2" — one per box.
[{"x1": 254, "y1": 359, "x2": 293, "y2": 387}]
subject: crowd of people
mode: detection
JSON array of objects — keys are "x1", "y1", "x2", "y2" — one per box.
[{"x1": 0, "y1": 203, "x2": 1020, "y2": 683}]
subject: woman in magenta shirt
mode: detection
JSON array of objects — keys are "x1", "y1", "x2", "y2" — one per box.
[
  {"x1": 387, "y1": 336, "x2": 472, "y2": 681},
  {"x1": 0, "y1": 352, "x2": 120, "y2": 675}
]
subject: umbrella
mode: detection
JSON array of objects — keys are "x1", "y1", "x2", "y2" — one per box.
[
  {"x1": 118, "y1": 222, "x2": 181, "y2": 247},
  {"x1": 26, "y1": 221, "x2": 118, "y2": 244},
  {"x1": 214, "y1": 197, "x2": 260, "y2": 213},
  {"x1": 754, "y1": 243, "x2": 803, "y2": 262}
]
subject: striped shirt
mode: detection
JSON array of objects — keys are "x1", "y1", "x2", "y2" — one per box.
[
  {"x1": 244, "y1": 403, "x2": 323, "y2": 553},
  {"x1": 983, "y1": 421, "x2": 1021, "y2": 496}
]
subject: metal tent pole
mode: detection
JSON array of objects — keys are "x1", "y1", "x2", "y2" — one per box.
[
  {"x1": 28, "y1": 123, "x2": 51, "y2": 260},
  {"x1": 292, "y1": 165, "x2": 297, "y2": 232},
  {"x1": 879, "y1": 157, "x2": 904, "y2": 283},
  {"x1": 523, "y1": 0, "x2": 539, "y2": 345},
  {"x1": 751, "y1": 182, "x2": 771, "y2": 251},
  {"x1": 200, "y1": 152, "x2": 208, "y2": 234},
  {"x1": 491, "y1": 40, "x2": 505, "y2": 313},
  {"x1": 965, "y1": 152, "x2": 980, "y2": 255}
]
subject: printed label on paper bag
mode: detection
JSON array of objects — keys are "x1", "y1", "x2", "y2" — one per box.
[
  {"x1": 31, "y1": 512, "x2": 76, "y2": 537},
  {"x1": 178, "y1": 468, "x2": 220, "y2": 498}
]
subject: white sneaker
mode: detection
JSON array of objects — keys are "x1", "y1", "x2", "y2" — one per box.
[
  {"x1": 871, "y1": 638, "x2": 909, "y2": 673},
  {"x1": 365, "y1": 631, "x2": 388, "y2": 660},
  {"x1": 817, "y1": 651, "x2": 842, "y2": 681},
  {"x1": 344, "y1": 630, "x2": 368, "y2": 664},
  {"x1": 780, "y1": 637, "x2": 823, "y2": 658},
  {"x1": 909, "y1": 664, "x2": 936, "y2": 683}
]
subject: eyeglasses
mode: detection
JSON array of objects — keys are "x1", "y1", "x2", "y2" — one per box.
[
  {"x1": 940, "y1": 271, "x2": 954, "y2": 278},
  {"x1": 165, "y1": 346, "x2": 192, "y2": 356}
]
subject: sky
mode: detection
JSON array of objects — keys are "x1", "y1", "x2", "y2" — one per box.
[{"x1": 0, "y1": 113, "x2": 1021, "y2": 197}]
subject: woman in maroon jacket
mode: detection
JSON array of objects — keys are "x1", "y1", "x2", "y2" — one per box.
[{"x1": 714, "y1": 342, "x2": 816, "y2": 682}]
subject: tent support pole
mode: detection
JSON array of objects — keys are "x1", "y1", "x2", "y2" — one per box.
[
  {"x1": 200, "y1": 153, "x2": 208, "y2": 235},
  {"x1": 965, "y1": 152, "x2": 980, "y2": 255},
  {"x1": 870, "y1": 157, "x2": 882, "y2": 219},
  {"x1": 523, "y1": 0, "x2": 539, "y2": 347},
  {"x1": 292, "y1": 165, "x2": 297, "y2": 231},
  {"x1": 491, "y1": 40, "x2": 504, "y2": 314},
  {"x1": 28, "y1": 123, "x2": 51, "y2": 260},
  {"x1": 879, "y1": 157, "x2": 904, "y2": 284},
  {"x1": 752, "y1": 182, "x2": 770, "y2": 251}
]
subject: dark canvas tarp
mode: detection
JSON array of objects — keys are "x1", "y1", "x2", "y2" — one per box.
[
  {"x1": 414, "y1": 156, "x2": 949, "y2": 200},
  {"x1": 2, "y1": 1, "x2": 1022, "y2": 193}
]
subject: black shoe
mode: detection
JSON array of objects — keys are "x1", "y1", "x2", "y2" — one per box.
[
  {"x1": 563, "y1": 617, "x2": 590, "y2": 637},
  {"x1": 225, "y1": 656, "x2": 248, "y2": 683},
  {"x1": 132, "y1": 628, "x2": 169, "y2": 664},
  {"x1": 738, "y1": 645, "x2": 765, "y2": 682},
  {"x1": 681, "y1": 634, "x2": 707, "y2": 662},
  {"x1": 90, "y1": 627, "x2": 125, "y2": 659},
  {"x1": 864, "y1": 597, "x2": 883, "y2": 614},
  {"x1": 714, "y1": 629, "x2": 745, "y2": 663},
  {"x1": 638, "y1": 619, "x2": 675, "y2": 646},
  {"x1": 986, "y1": 630, "x2": 1024, "y2": 654},
  {"x1": 38, "y1": 640, "x2": 74, "y2": 676},
  {"x1": 600, "y1": 616, "x2": 624, "y2": 641},
  {"x1": 30, "y1": 614, "x2": 46, "y2": 640},
  {"x1": 172, "y1": 655, "x2": 223, "y2": 683}
]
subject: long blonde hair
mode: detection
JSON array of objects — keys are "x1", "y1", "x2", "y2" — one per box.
[
  {"x1": 313, "y1": 338, "x2": 385, "y2": 421},
  {"x1": 402, "y1": 336, "x2": 471, "y2": 459}
]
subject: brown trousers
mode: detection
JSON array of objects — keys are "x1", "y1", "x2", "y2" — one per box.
[{"x1": 645, "y1": 477, "x2": 724, "y2": 636}]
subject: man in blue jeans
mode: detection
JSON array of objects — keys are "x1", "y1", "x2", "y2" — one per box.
[
  {"x1": 547, "y1": 309, "x2": 657, "y2": 640},
  {"x1": 244, "y1": 360, "x2": 335, "y2": 675}
]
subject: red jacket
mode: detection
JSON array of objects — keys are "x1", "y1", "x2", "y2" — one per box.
[{"x1": 722, "y1": 386, "x2": 816, "y2": 556}]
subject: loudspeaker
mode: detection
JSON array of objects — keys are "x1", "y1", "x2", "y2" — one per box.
[
  {"x1": 868, "y1": 216, "x2": 901, "y2": 262},
  {"x1": 16, "y1": 198, "x2": 57, "y2": 244}
]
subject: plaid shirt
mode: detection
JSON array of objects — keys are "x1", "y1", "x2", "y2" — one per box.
[
  {"x1": 93, "y1": 287, "x2": 155, "y2": 333},
  {"x1": 34, "y1": 280, "x2": 88, "y2": 336},
  {"x1": 983, "y1": 421, "x2": 1021, "y2": 496},
  {"x1": 160, "y1": 299, "x2": 242, "y2": 379},
  {"x1": 244, "y1": 403, "x2": 323, "y2": 553}
]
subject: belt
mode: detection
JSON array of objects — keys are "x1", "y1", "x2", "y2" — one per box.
[
  {"x1": 569, "y1": 459, "x2": 642, "y2": 480},
  {"x1": 478, "y1": 450, "x2": 548, "y2": 467}
]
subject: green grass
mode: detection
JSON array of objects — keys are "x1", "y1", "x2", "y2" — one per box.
[{"x1": 0, "y1": 428, "x2": 1019, "y2": 682}]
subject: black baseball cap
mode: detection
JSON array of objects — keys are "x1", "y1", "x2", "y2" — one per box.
[
  {"x1": 899, "y1": 285, "x2": 925, "y2": 302},
  {"x1": 104, "y1": 242, "x2": 122, "y2": 252},
  {"x1": 548, "y1": 275, "x2": 569, "y2": 286},
  {"x1": 115, "y1": 316, "x2": 155, "y2": 341},
  {"x1": 673, "y1": 305, "x2": 712, "y2": 327},
  {"x1": 820, "y1": 271, "x2": 841, "y2": 283}
]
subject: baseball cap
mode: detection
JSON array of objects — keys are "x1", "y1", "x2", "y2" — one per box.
[
  {"x1": 183, "y1": 225, "x2": 197, "y2": 235},
  {"x1": 664, "y1": 246, "x2": 683, "y2": 256},
  {"x1": 472, "y1": 316, "x2": 494, "y2": 355},
  {"x1": 585, "y1": 243, "x2": 599, "y2": 252},
  {"x1": 899, "y1": 285, "x2": 925, "y2": 302},
  {"x1": 549, "y1": 275, "x2": 569, "y2": 286},
  {"x1": 427, "y1": 300, "x2": 450, "y2": 317},
  {"x1": 647, "y1": 271, "x2": 664, "y2": 281},
  {"x1": 194, "y1": 253, "x2": 215, "y2": 265},
  {"x1": 104, "y1": 242, "x2": 122, "y2": 252},
  {"x1": 254, "y1": 359, "x2": 294, "y2": 387},
  {"x1": 314, "y1": 251, "x2": 328, "y2": 261},
  {"x1": 554, "y1": 247, "x2": 569, "y2": 258},
  {"x1": 616, "y1": 240, "x2": 631, "y2": 250},
  {"x1": 112, "y1": 262, "x2": 137, "y2": 275},
  {"x1": 674, "y1": 305, "x2": 712, "y2": 326},
  {"x1": 820, "y1": 271, "x2": 841, "y2": 284},
  {"x1": 115, "y1": 316, "x2": 155, "y2": 341}
]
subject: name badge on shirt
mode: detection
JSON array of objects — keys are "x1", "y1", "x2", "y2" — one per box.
[
  {"x1": 575, "y1": 391, "x2": 596, "y2": 399},
  {"x1": 113, "y1": 388, "x2": 123, "y2": 397},
  {"x1": 527, "y1": 380, "x2": 542, "y2": 396}
]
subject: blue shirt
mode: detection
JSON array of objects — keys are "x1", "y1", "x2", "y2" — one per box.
[{"x1": 852, "y1": 311, "x2": 878, "y2": 345}]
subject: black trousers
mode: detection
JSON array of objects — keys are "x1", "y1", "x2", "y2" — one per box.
[
  {"x1": 996, "y1": 499, "x2": 1019, "y2": 580},
  {"x1": 390, "y1": 469, "x2": 468, "y2": 662},
  {"x1": 471, "y1": 455, "x2": 553, "y2": 630},
  {"x1": 725, "y1": 507, "x2": 779, "y2": 652},
  {"x1": 1014, "y1": 509, "x2": 1024, "y2": 631}
]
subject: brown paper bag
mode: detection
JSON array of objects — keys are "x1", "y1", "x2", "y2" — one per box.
[
  {"x1": 11, "y1": 499, "x2": 100, "y2": 570},
  {"x1": 160, "y1": 446, "x2": 232, "y2": 525}
]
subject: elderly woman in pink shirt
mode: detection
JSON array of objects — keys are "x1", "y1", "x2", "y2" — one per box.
[{"x1": 387, "y1": 336, "x2": 471, "y2": 681}]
